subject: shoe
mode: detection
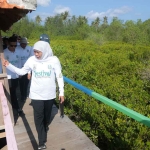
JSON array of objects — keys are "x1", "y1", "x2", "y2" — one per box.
[{"x1": 38, "y1": 144, "x2": 47, "y2": 150}]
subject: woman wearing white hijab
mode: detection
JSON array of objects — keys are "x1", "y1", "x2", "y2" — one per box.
[{"x1": 3, "y1": 41, "x2": 64, "y2": 150}]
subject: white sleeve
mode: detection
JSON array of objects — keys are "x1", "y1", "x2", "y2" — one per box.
[
  {"x1": 6, "y1": 59, "x2": 31, "y2": 76},
  {"x1": 28, "y1": 48, "x2": 34, "y2": 74},
  {"x1": 53, "y1": 57, "x2": 64, "y2": 96}
]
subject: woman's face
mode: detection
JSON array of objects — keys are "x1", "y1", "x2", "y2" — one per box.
[{"x1": 34, "y1": 50, "x2": 42, "y2": 59}]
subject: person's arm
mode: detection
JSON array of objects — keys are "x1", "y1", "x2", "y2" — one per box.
[
  {"x1": 53, "y1": 57, "x2": 64, "y2": 103},
  {"x1": 18, "y1": 50, "x2": 22, "y2": 78},
  {"x1": 27, "y1": 47, "x2": 33, "y2": 78},
  {"x1": 2, "y1": 58, "x2": 31, "y2": 76},
  {"x1": 27, "y1": 73, "x2": 32, "y2": 80}
]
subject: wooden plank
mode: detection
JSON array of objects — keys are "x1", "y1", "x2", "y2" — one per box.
[
  {"x1": 0, "y1": 74, "x2": 7, "y2": 78},
  {"x1": 0, "y1": 132, "x2": 6, "y2": 138},
  {"x1": 14, "y1": 99, "x2": 100, "y2": 150},
  {"x1": 0, "y1": 93, "x2": 4, "y2": 128},
  {"x1": 0, "y1": 31, "x2": 13, "y2": 128},
  {"x1": 0, "y1": 31, "x2": 6, "y2": 129},
  {"x1": 1, "y1": 145, "x2": 7, "y2": 150},
  {"x1": 0, "y1": 79, "x2": 4, "y2": 84},
  {"x1": 0, "y1": 82, "x2": 18, "y2": 150},
  {"x1": 92, "y1": 92, "x2": 150, "y2": 127},
  {"x1": 0, "y1": 125, "x2": 5, "y2": 130},
  {"x1": 3, "y1": 77, "x2": 14, "y2": 126},
  {"x1": 64, "y1": 76, "x2": 150, "y2": 127}
]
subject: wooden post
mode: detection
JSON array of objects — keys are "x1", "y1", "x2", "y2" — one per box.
[
  {"x1": 0, "y1": 31, "x2": 14, "y2": 127},
  {"x1": 0, "y1": 82, "x2": 18, "y2": 150}
]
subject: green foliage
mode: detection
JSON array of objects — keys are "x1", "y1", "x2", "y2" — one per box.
[
  {"x1": 2, "y1": 14, "x2": 150, "y2": 46},
  {"x1": 2, "y1": 13, "x2": 150, "y2": 150},
  {"x1": 51, "y1": 40, "x2": 150, "y2": 150}
]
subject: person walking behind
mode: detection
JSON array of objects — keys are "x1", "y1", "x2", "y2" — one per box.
[
  {"x1": 2, "y1": 41, "x2": 64, "y2": 150},
  {"x1": 18, "y1": 37, "x2": 33, "y2": 101},
  {"x1": 39, "y1": 34, "x2": 53, "y2": 55},
  {"x1": 3, "y1": 36, "x2": 22, "y2": 115},
  {"x1": 39, "y1": 34, "x2": 50, "y2": 43}
]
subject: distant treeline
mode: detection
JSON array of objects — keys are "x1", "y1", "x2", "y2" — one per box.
[
  {"x1": 52, "y1": 40, "x2": 150, "y2": 150},
  {"x1": 2, "y1": 12, "x2": 150, "y2": 46}
]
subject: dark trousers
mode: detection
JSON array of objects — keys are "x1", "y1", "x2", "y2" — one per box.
[
  {"x1": 32, "y1": 99, "x2": 54, "y2": 146},
  {"x1": 19, "y1": 74, "x2": 29, "y2": 98},
  {"x1": 9, "y1": 78, "x2": 19, "y2": 109}
]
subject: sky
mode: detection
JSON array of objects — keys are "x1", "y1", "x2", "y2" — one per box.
[{"x1": 28, "y1": 0, "x2": 150, "y2": 24}]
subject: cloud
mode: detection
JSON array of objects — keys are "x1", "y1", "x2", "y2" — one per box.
[
  {"x1": 30, "y1": 12, "x2": 53, "y2": 22},
  {"x1": 53, "y1": 5, "x2": 71, "y2": 14},
  {"x1": 37, "y1": 12, "x2": 53, "y2": 21},
  {"x1": 37, "y1": 0, "x2": 51, "y2": 7},
  {"x1": 86, "y1": 6, "x2": 132, "y2": 20},
  {"x1": 29, "y1": 5, "x2": 71, "y2": 24},
  {"x1": 135, "y1": 13, "x2": 141, "y2": 17}
]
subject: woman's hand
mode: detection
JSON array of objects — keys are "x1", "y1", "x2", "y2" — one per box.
[
  {"x1": 27, "y1": 73, "x2": 32, "y2": 80},
  {"x1": 59, "y1": 96, "x2": 64, "y2": 103},
  {"x1": 2, "y1": 58, "x2": 9, "y2": 67}
]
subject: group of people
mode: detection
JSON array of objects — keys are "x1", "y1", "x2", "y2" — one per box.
[
  {"x1": 1, "y1": 34, "x2": 33, "y2": 113},
  {"x1": 1, "y1": 34, "x2": 64, "y2": 150}
]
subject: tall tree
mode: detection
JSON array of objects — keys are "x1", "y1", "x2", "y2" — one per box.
[
  {"x1": 77, "y1": 16, "x2": 88, "y2": 26},
  {"x1": 103, "y1": 16, "x2": 108, "y2": 25},
  {"x1": 106, "y1": 17, "x2": 124, "y2": 41},
  {"x1": 60, "y1": 11, "x2": 70, "y2": 28},
  {"x1": 35, "y1": 15, "x2": 42, "y2": 24},
  {"x1": 91, "y1": 17, "x2": 100, "y2": 31}
]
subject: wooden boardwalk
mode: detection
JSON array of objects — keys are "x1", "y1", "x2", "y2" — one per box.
[{"x1": 14, "y1": 99, "x2": 100, "y2": 150}]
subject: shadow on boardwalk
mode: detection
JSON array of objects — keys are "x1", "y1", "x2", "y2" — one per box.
[{"x1": 12, "y1": 83, "x2": 100, "y2": 150}]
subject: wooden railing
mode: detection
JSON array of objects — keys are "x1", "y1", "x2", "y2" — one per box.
[
  {"x1": 0, "y1": 82, "x2": 18, "y2": 150},
  {"x1": 64, "y1": 76, "x2": 150, "y2": 127}
]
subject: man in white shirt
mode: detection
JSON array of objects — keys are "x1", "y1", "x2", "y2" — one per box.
[
  {"x1": 4, "y1": 36, "x2": 22, "y2": 114},
  {"x1": 17, "y1": 37, "x2": 33, "y2": 101}
]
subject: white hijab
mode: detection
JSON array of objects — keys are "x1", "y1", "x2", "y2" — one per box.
[{"x1": 33, "y1": 41, "x2": 53, "y2": 62}]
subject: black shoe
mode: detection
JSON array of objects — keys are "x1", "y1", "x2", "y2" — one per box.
[{"x1": 38, "y1": 144, "x2": 46, "y2": 150}]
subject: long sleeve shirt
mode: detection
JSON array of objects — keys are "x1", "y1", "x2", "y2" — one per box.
[
  {"x1": 17, "y1": 45, "x2": 33, "y2": 67},
  {"x1": 4, "y1": 48, "x2": 21, "y2": 79},
  {"x1": 7, "y1": 56, "x2": 64, "y2": 100}
]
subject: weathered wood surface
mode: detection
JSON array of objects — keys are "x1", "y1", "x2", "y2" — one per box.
[
  {"x1": 0, "y1": 94, "x2": 4, "y2": 129},
  {"x1": 1, "y1": 145, "x2": 7, "y2": 150},
  {"x1": 0, "y1": 132, "x2": 5, "y2": 138},
  {"x1": 14, "y1": 99, "x2": 100, "y2": 150},
  {"x1": 0, "y1": 82, "x2": 18, "y2": 150}
]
